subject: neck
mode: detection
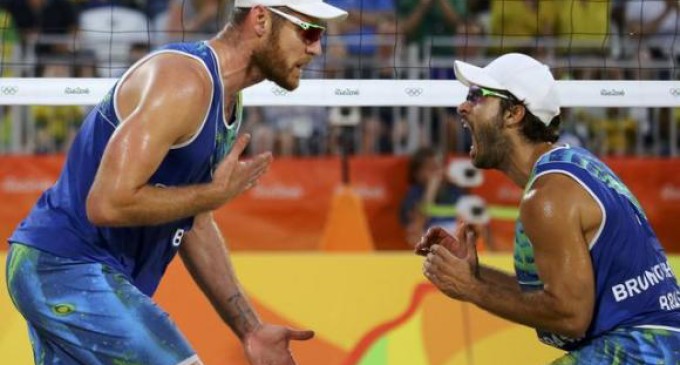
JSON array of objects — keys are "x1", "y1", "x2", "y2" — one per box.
[
  {"x1": 500, "y1": 138, "x2": 555, "y2": 188},
  {"x1": 208, "y1": 26, "x2": 266, "y2": 96}
]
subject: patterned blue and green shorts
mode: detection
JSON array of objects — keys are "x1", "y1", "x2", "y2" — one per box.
[
  {"x1": 551, "y1": 326, "x2": 680, "y2": 364},
  {"x1": 5, "y1": 243, "x2": 198, "y2": 365}
]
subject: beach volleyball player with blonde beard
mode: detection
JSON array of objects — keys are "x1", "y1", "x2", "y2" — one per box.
[
  {"x1": 6, "y1": 2, "x2": 347, "y2": 364},
  {"x1": 417, "y1": 53, "x2": 680, "y2": 364}
]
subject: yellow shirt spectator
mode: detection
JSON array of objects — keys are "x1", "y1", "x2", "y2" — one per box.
[
  {"x1": 490, "y1": 0, "x2": 558, "y2": 54},
  {"x1": 555, "y1": 0, "x2": 612, "y2": 55},
  {"x1": 31, "y1": 105, "x2": 84, "y2": 153},
  {"x1": 0, "y1": 10, "x2": 18, "y2": 77}
]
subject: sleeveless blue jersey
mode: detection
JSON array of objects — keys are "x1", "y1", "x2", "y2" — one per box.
[
  {"x1": 514, "y1": 145, "x2": 680, "y2": 351},
  {"x1": 9, "y1": 41, "x2": 243, "y2": 296}
]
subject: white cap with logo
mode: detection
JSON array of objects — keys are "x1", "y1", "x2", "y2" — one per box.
[
  {"x1": 454, "y1": 53, "x2": 560, "y2": 126},
  {"x1": 235, "y1": 0, "x2": 348, "y2": 21}
]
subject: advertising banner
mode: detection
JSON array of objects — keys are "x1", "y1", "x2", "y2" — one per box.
[{"x1": 1, "y1": 156, "x2": 679, "y2": 252}]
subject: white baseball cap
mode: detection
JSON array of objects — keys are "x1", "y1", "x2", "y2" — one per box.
[
  {"x1": 235, "y1": 0, "x2": 348, "y2": 21},
  {"x1": 454, "y1": 53, "x2": 560, "y2": 126}
]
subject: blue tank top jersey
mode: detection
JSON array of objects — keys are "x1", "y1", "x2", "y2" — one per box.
[
  {"x1": 514, "y1": 145, "x2": 680, "y2": 350},
  {"x1": 9, "y1": 41, "x2": 243, "y2": 296}
]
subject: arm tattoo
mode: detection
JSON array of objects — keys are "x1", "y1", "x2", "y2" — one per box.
[{"x1": 225, "y1": 292, "x2": 258, "y2": 338}]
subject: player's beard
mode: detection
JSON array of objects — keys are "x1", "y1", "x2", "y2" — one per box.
[
  {"x1": 253, "y1": 25, "x2": 299, "y2": 91},
  {"x1": 471, "y1": 113, "x2": 512, "y2": 169}
]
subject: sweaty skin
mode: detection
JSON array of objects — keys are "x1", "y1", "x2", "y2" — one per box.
[
  {"x1": 84, "y1": 6, "x2": 331, "y2": 365},
  {"x1": 417, "y1": 94, "x2": 599, "y2": 339},
  {"x1": 87, "y1": 54, "x2": 272, "y2": 227}
]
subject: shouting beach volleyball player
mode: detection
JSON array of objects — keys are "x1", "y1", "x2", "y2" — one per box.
[
  {"x1": 418, "y1": 53, "x2": 680, "y2": 364},
  {"x1": 6, "y1": 1, "x2": 346, "y2": 364}
]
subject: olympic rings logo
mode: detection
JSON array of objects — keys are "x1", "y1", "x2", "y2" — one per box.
[
  {"x1": 670, "y1": 88, "x2": 680, "y2": 97},
  {"x1": 404, "y1": 87, "x2": 423, "y2": 97},
  {"x1": 0, "y1": 85, "x2": 18, "y2": 95},
  {"x1": 271, "y1": 87, "x2": 288, "y2": 96}
]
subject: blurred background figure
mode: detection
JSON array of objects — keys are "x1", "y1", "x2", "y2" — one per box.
[
  {"x1": 326, "y1": 0, "x2": 396, "y2": 78},
  {"x1": 76, "y1": 0, "x2": 149, "y2": 76},
  {"x1": 399, "y1": 0, "x2": 486, "y2": 79},
  {"x1": 399, "y1": 147, "x2": 467, "y2": 245},
  {"x1": 260, "y1": 106, "x2": 329, "y2": 157},
  {"x1": 30, "y1": 59, "x2": 84, "y2": 154},
  {"x1": 3, "y1": 0, "x2": 78, "y2": 58},
  {"x1": 165, "y1": 0, "x2": 229, "y2": 41},
  {"x1": 489, "y1": 0, "x2": 557, "y2": 57},
  {"x1": 625, "y1": 0, "x2": 679, "y2": 79},
  {"x1": 400, "y1": 147, "x2": 495, "y2": 249}
]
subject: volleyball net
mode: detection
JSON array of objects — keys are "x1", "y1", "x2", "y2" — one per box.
[{"x1": 0, "y1": 0, "x2": 678, "y2": 156}]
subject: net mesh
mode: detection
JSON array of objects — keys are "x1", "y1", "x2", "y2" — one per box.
[
  {"x1": 0, "y1": 0, "x2": 678, "y2": 156},
  {"x1": 0, "y1": 0, "x2": 678, "y2": 79}
]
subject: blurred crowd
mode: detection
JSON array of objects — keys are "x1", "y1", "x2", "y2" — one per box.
[{"x1": 0, "y1": 0, "x2": 679, "y2": 156}]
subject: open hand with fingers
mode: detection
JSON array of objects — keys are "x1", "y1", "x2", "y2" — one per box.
[
  {"x1": 418, "y1": 224, "x2": 481, "y2": 301},
  {"x1": 210, "y1": 133, "x2": 273, "y2": 206},
  {"x1": 244, "y1": 324, "x2": 315, "y2": 365}
]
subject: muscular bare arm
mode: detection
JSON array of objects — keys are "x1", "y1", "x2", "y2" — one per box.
[
  {"x1": 180, "y1": 213, "x2": 315, "y2": 364},
  {"x1": 180, "y1": 212, "x2": 261, "y2": 338},
  {"x1": 86, "y1": 54, "x2": 272, "y2": 226},
  {"x1": 424, "y1": 174, "x2": 599, "y2": 338},
  {"x1": 477, "y1": 265, "x2": 520, "y2": 291}
]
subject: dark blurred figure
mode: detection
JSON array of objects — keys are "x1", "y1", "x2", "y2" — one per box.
[
  {"x1": 3, "y1": 0, "x2": 78, "y2": 57},
  {"x1": 399, "y1": 147, "x2": 466, "y2": 246}
]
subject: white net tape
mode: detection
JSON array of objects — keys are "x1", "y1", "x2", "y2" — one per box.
[{"x1": 1, "y1": 79, "x2": 679, "y2": 107}]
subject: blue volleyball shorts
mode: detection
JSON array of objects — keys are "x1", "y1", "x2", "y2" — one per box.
[
  {"x1": 550, "y1": 326, "x2": 680, "y2": 364},
  {"x1": 5, "y1": 243, "x2": 199, "y2": 365}
]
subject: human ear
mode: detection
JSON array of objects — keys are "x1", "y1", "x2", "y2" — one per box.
[
  {"x1": 252, "y1": 6, "x2": 268, "y2": 36},
  {"x1": 504, "y1": 104, "x2": 526, "y2": 128}
]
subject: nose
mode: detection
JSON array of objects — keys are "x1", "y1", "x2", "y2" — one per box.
[
  {"x1": 457, "y1": 100, "x2": 471, "y2": 116},
  {"x1": 307, "y1": 39, "x2": 323, "y2": 56}
]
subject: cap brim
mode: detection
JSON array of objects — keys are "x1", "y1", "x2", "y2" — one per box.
[
  {"x1": 287, "y1": 2, "x2": 348, "y2": 21},
  {"x1": 454, "y1": 60, "x2": 504, "y2": 90}
]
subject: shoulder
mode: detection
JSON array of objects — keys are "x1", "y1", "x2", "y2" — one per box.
[
  {"x1": 521, "y1": 173, "x2": 602, "y2": 234},
  {"x1": 137, "y1": 52, "x2": 212, "y2": 95},
  {"x1": 118, "y1": 51, "x2": 213, "y2": 116},
  {"x1": 522, "y1": 174, "x2": 584, "y2": 215}
]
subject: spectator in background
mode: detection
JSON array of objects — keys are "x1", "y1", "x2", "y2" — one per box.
[
  {"x1": 490, "y1": 0, "x2": 557, "y2": 56},
  {"x1": 398, "y1": 0, "x2": 483, "y2": 78},
  {"x1": 77, "y1": 0, "x2": 149, "y2": 76},
  {"x1": 166, "y1": 0, "x2": 229, "y2": 41},
  {"x1": 554, "y1": 0, "x2": 612, "y2": 57},
  {"x1": 3, "y1": 0, "x2": 78, "y2": 57},
  {"x1": 326, "y1": 0, "x2": 396, "y2": 78},
  {"x1": 625, "y1": 0, "x2": 679, "y2": 79},
  {"x1": 31, "y1": 60, "x2": 84, "y2": 153},
  {"x1": 400, "y1": 147, "x2": 466, "y2": 246},
  {"x1": 74, "y1": 50, "x2": 99, "y2": 78},
  {"x1": 261, "y1": 106, "x2": 329, "y2": 156},
  {"x1": 398, "y1": 0, "x2": 462, "y2": 50},
  {"x1": 143, "y1": 0, "x2": 172, "y2": 44},
  {"x1": 625, "y1": 1, "x2": 678, "y2": 155},
  {"x1": 0, "y1": 9, "x2": 19, "y2": 76}
]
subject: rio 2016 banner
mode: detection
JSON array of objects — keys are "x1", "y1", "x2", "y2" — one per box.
[{"x1": 1, "y1": 156, "x2": 680, "y2": 253}]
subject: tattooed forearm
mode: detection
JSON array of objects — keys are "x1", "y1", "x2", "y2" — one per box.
[{"x1": 224, "y1": 292, "x2": 260, "y2": 339}]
